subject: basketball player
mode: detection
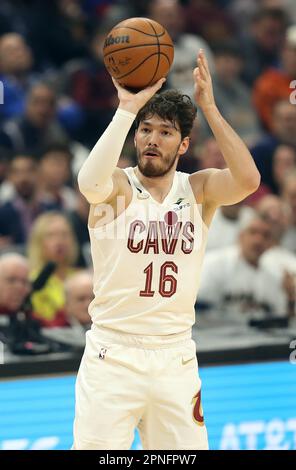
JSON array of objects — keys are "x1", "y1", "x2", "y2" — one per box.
[{"x1": 74, "y1": 50, "x2": 260, "y2": 450}]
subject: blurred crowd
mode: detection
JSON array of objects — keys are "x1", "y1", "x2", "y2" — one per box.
[{"x1": 0, "y1": 0, "x2": 295, "y2": 355}]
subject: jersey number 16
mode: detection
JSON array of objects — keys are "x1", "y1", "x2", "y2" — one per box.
[{"x1": 140, "y1": 261, "x2": 178, "y2": 298}]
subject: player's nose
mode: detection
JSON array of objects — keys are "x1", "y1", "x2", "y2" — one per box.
[{"x1": 147, "y1": 131, "x2": 161, "y2": 146}]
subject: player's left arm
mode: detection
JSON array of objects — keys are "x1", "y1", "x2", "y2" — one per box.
[{"x1": 190, "y1": 50, "x2": 261, "y2": 206}]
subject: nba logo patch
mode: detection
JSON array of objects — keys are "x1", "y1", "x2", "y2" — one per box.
[{"x1": 99, "y1": 347, "x2": 107, "y2": 360}]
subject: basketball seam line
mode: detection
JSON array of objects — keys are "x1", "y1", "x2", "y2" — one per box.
[
  {"x1": 110, "y1": 52, "x2": 172, "y2": 81},
  {"x1": 113, "y1": 25, "x2": 165, "y2": 38},
  {"x1": 145, "y1": 19, "x2": 160, "y2": 87},
  {"x1": 103, "y1": 43, "x2": 173, "y2": 58}
]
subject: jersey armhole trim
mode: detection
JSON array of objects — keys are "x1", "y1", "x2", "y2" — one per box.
[{"x1": 87, "y1": 167, "x2": 137, "y2": 232}]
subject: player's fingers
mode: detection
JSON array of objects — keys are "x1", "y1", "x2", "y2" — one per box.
[
  {"x1": 199, "y1": 49, "x2": 210, "y2": 75},
  {"x1": 198, "y1": 53, "x2": 209, "y2": 78},
  {"x1": 193, "y1": 67, "x2": 201, "y2": 81},
  {"x1": 111, "y1": 77, "x2": 123, "y2": 91},
  {"x1": 195, "y1": 71, "x2": 206, "y2": 90},
  {"x1": 136, "y1": 77, "x2": 166, "y2": 100},
  {"x1": 194, "y1": 68, "x2": 205, "y2": 85},
  {"x1": 197, "y1": 58, "x2": 207, "y2": 80},
  {"x1": 150, "y1": 77, "x2": 166, "y2": 92},
  {"x1": 139, "y1": 77, "x2": 166, "y2": 97},
  {"x1": 111, "y1": 77, "x2": 118, "y2": 87},
  {"x1": 194, "y1": 64, "x2": 206, "y2": 78}
]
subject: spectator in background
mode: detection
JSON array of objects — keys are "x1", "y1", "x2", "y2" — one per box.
[
  {"x1": 37, "y1": 143, "x2": 77, "y2": 211},
  {"x1": 186, "y1": 0, "x2": 236, "y2": 46},
  {"x1": 0, "y1": 252, "x2": 30, "y2": 318},
  {"x1": 281, "y1": 170, "x2": 296, "y2": 252},
  {"x1": 253, "y1": 24, "x2": 296, "y2": 131},
  {"x1": 27, "y1": 0, "x2": 89, "y2": 71},
  {"x1": 0, "y1": 33, "x2": 35, "y2": 123},
  {"x1": 63, "y1": 24, "x2": 118, "y2": 147},
  {"x1": 256, "y1": 195, "x2": 296, "y2": 290},
  {"x1": 211, "y1": 41, "x2": 262, "y2": 146},
  {"x1": 270, "y1": 100, "x2": 296, "y2": 147},
  {"x1": 227, "y1": 0, "x2": 261, "y2": 34},
  {"x1": 42, "y1": 270, "x2": 93, "y2": 349},
  {"x1": 197, "y1": 213, "x2": 293, "y2": 319},
  {"x1": 240, "y1": 8, "x2": 288, "y2": 85},
  {"x1": 0, "y1": 154, "x2": 57, "y2": 250},
  {"x1": 82, "y1": 0, "x2": 114, "y2": 20},
  {"x1": 28, "y1": 211, "x2": 78, "y2": 327},
  {"x1": 0, "y1": 252, "x2": 31, "y2": 346},
  {"x1": 147, "y1": 0, "x2": 214, "y2": 98},
  {"x1": 270, "y1": 100, "x2": 296, "y2": 148},
  {"x1": 0, "y1": 147, "x2": 10, "y2": 186},
  {"x1": 271, "y1": 144, "x2": 296, "y2": 193},
  {"x1": 0, "y1": 82, "x2": 67, "y2": 155},
  {"x1": 247, "y1": 143, "x2": 296, "y2": 204},
  {"x1": 196, "y1": 137, "x2": 226, "y2": 170},
  {"x1": 177, "y1": 135, "x2": 224, "y2": 177},
  {"x1": 206, "y1": 203, "x2": 255, "y2": 251},
  {"x1": 64, "y1": 270, "x2": 92, "y2": 328},
  {"x1": 176, "y1": 120, "x2": 201, "y2": 173},
  {"x1": 67, "y1": 185, "x2": 90, "y2": 267},
  {"x1": 251, "y1": 100, "x2": 296, "y2": 190},
  {"x1": 230, "y1": 0, "x2": 296, "y2": 31}
]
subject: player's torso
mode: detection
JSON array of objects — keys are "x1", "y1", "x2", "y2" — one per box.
[{"x1": 88, "y1": 167, "x2": 208, "y2": 335}]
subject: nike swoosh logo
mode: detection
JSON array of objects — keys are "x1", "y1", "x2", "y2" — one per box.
[{"x1": 182, "y1": 357, "x2": 195, "y2": 365}]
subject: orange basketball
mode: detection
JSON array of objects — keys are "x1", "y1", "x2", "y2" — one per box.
[{"x1": 103, "y1": 17, "x2": 174, "y2": 90}]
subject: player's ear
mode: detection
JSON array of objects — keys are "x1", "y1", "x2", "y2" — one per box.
[
  {"x1": 178, "y1": 137, "x2": 190, "y2": 156},
  {"x1": 134, "y1": 128, "x2": 138, "y2": 147}
]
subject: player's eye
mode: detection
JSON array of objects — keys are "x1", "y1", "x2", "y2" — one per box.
[
  {"x1": 141, "y1": 127, "x2": 150, "y2": 133},
  {"x1": 162, "y1": 130, "x2": 171, "y2": 136}
]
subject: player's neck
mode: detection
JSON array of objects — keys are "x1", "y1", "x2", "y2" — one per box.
[{"x1": 135, "y1": 166, "x2": 176, "y2": 203}]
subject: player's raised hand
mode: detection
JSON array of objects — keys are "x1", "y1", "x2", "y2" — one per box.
[
  {"x1": 112, "y1": 77, "x2": 166, "y2": 115},
  {"x1": 193, "y1": 50, "x2": 216, "y2": 112}
]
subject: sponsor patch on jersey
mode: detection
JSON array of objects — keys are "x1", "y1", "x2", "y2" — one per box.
[
  {"x1": 173, "y1": 197, "x2": 191, "y2": 211},
  {"x1": 174, "y1": 202, "x2": 191, "y2": 211}
]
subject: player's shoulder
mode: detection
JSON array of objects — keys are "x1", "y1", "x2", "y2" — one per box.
[
  {"x1": 88, "y1": 167, "x2": 131, "y2": 211},
  {"x1": 111, "y1": 166, "x2": 132, "y2": 192},
  {"x1": 188, "y1": 168, "x2": 220, "y2": 204},
  {"x1": 189, "y1": 168, "x2": 220, "y2": 184},
  {"x1": 113, "y1": 166, "x2": 129, "y2": 180}
]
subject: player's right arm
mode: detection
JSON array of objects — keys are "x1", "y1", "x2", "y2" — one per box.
[{"x1": 77, "y1": 78, "x2": 166, "y2": 205}]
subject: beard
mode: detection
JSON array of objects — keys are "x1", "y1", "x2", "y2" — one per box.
[{"x1": 136, "y1": 147, "x2": 179, "y2": 178}]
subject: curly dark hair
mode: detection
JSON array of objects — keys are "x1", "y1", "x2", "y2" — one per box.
[{"x1": 135, "y1": 90, "x2": 197, "y2": 139}]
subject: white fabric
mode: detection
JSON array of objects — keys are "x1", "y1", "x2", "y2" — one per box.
[
  {"x1": 169, "y1": 34, "x2": 214, "y2": 98},
  {"x1": 88, "y1": 167, "x2": 208, "y2": 335},
  {"x1": 260, "y1": 246, "x2": 296, "y2": 283},
  {"x1": 281, "y1": 227, "x2": 296, "y2": 253},
  {"x1": 77, "y1": 108, "x2": 136, "y2": 203},
  {"x1": 198, "y1": 245, "x2": 287, "y2": 317},
  {"x1": 0, "y1": 181, "x2": 15, "y2": 204},
  {"x1": 206, "y1": 206, "x2": 254, "y2": 251},
  {"x1": 70, "y1": 140, "x2": 90, "y2": 178},
  {"x1": 73, "y1": 326, "x2": 208, "y2": 450}
]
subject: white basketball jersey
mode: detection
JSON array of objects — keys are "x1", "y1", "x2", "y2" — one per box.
[{"x1": 88, "y1": 167, "x2": 208, "y2": 335}]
